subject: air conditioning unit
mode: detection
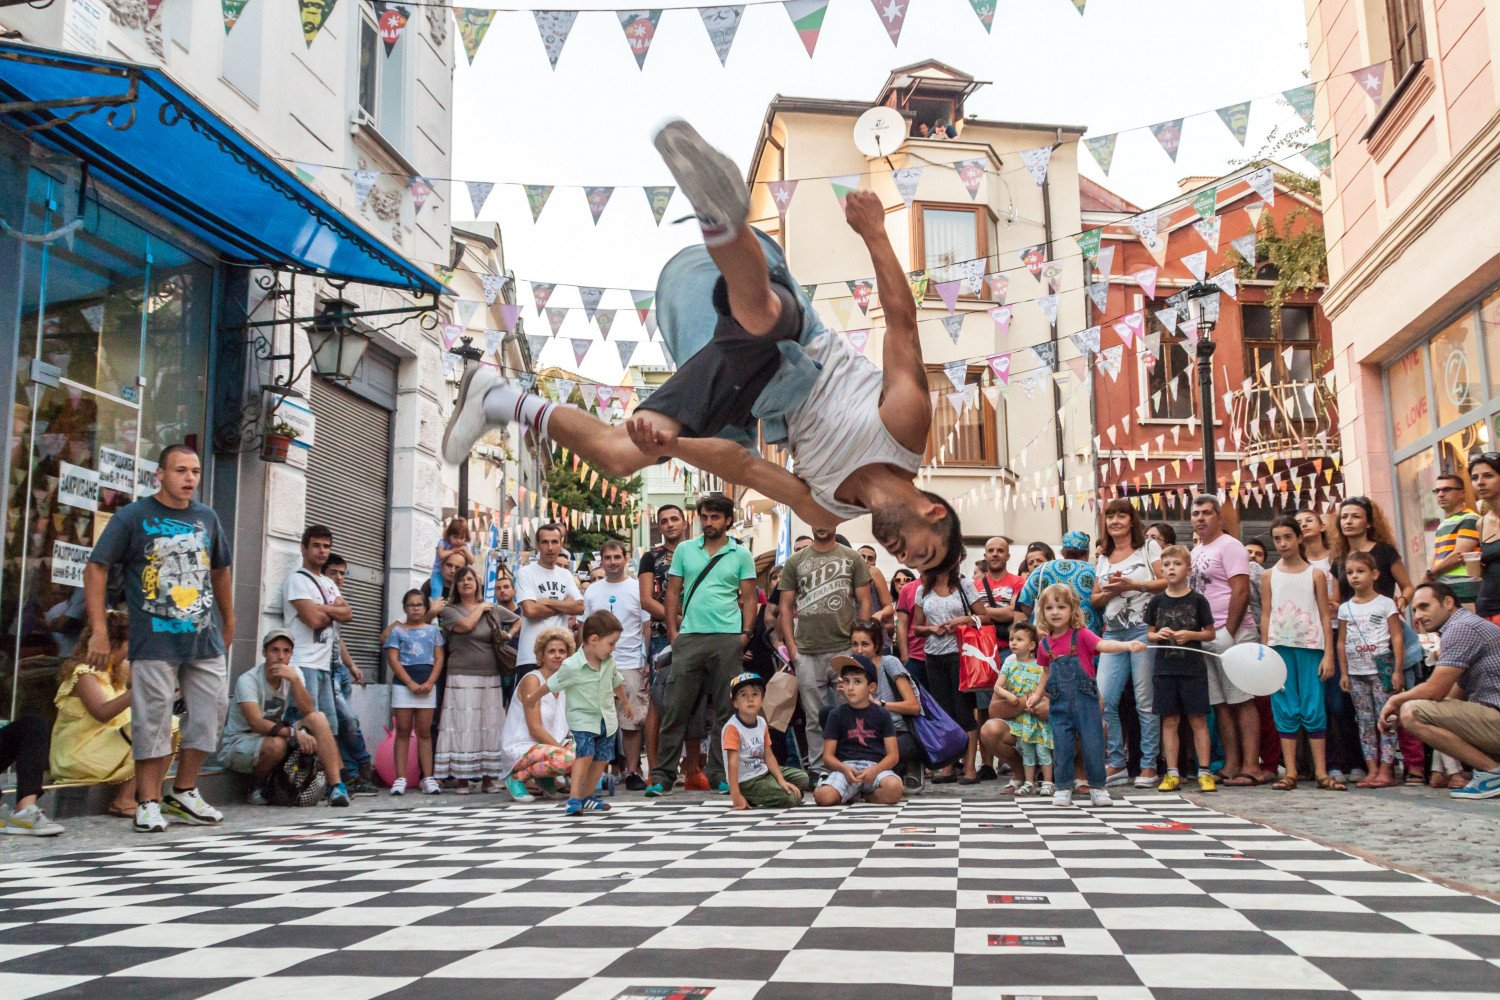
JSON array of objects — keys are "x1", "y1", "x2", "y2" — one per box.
[{"x1": 349, "y1": 106, "x2": 376, "y2": 133}]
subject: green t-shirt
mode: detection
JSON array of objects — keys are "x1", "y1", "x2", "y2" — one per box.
[
  {"x1": 780, "y1": 543, "x2": 873, "y2": 653},
  {"x1": 668, "y1": 536, "x2": 755, "y2": 635},
  {"x1": 547, "y1": 650, "x2": 624, "y2": 736}
]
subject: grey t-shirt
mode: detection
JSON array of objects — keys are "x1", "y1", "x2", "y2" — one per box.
[
  {"x1": 88, "y1": 496, "x2": 232, "y2": 661},
  {"x1": 439, "y1": 602, "x2": 517, "y2": 676},
  {"x1": 223, "y1": 666, "x2": 289, "y2": 740},
  {"x1": 876, "y1": 654, "x2": 913, "y2": 733}
]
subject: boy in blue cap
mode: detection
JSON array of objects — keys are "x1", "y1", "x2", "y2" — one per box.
[
  {"x1": 723, "y1": 672, "x2": 810, "y2": 809},
  {"x1": 814, "y1": 655, "x2": 904, "y2": 806}
]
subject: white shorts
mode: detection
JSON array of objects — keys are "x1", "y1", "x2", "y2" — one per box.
[
  {"x1": 819, "y1": 762, "x2": 898, "y2": 803},
  {"x1": 1205, "y1": 627, "x2": 1255, "y2": 706},
  {"x1": 392, "y1": 683, "x2": 438, "y2": 710},
  {"x1": 618, "y1": 668, "x2": 648, "y2": 732}
]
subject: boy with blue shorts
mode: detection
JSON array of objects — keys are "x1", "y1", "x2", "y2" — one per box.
[{"x1": 814, "y1": 655, "x2": 904, "y2": 806}]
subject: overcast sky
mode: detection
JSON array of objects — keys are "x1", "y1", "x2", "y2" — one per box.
[{"x1": 450, "y1": 0, "x2": 1312, "y2": 384}]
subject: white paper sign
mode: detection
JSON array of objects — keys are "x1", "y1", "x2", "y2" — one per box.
[
  {"x1": 134, "y1": 458, "x2": 158, "y2": 498},
  {"x1": 63, "y1": 0, "x2": 105, "y2": 54},
  {"x1": 59, "y1": 462, "x2": 99, "y2": 512},
  {"x1": 275, "y1": 397, "x2": 316, "y2": 450},
  {"x1": 98, "y1": 446, "x2": 135, "y2": 493},
  {"x1": 51, "y1": 541, "x2": 92, "y2": 588}
]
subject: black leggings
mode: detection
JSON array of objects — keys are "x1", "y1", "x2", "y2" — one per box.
[
  {"x1": 0, "y1": 714, "x2": 48, "y2": 803},
  {"x1": 925, "y1": 651, "x2": 977, "y2": 734}
]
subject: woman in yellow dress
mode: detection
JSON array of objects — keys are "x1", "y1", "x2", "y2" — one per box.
[{"x1": 50, "y1": 611, "x2": 138, "y2": 816}]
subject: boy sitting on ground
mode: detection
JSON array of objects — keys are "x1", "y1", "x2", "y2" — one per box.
[
  {"x1": 814, "y1": 655, "x2": 904, "y2": 806},
  {"x1": 723, "y1": 671, "x2": 810, "y2": 809}
]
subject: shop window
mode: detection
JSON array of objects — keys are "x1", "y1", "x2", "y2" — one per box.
[
  {"x1": 1428, "y1": 313, "x2": 1481, "y2": 429},
  {"x1": 1439, "y1": 420, "x2": 1493, "y2": 481},
  {"x1": 924, "y1": 365, "x2": 1002, "y2": 467},
  {"x1": 1387, "y1": 343, "x2": 1430, "y2": 451},
  {"x1": 1482, "y1": 291, "x2": 1500, "y2": 401},
  {"x1": 913, "y1": 203, "x2": 989, "y2": 290},
  {"x1": 1394, "y1": 449, "x2": 1436, "y2": 576},
  {"x1": 1386, "y1": 0, "x2": 1427, "y2": 79}
]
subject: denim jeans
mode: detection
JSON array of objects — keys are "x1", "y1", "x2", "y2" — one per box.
[
  {"x1": 1098, "y1": 625, "x2": 1159, "y2": 771},
  {"x1": 332, "y1": 663, "x2": 370, "y2": 780},
  {"x1": 1046, "y1": 654, "x2": 1107, "y2": 789}
]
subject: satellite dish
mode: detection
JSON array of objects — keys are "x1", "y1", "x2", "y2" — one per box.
[{"x1": 853, "y1": 107, "x2": 907, "y2": 158}]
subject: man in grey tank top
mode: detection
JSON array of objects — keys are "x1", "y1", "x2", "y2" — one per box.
[{"x1": 444, "y1": 119, "x2": 962, "y2": 578}]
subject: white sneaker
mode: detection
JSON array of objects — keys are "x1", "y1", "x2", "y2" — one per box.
[
  {"x1": 1052, "y1": 789, "x2": 1074, "y2": 807},
  {"x1": 441, "y1": 363, "x2": 504, "y2": 466},
  {"x1": 133, "y1": 800, "x2": 168, "y2": 833},
  {"x1": 1038, "y1": 781, "x2": 1055, "y2": 796},
  {"x1": 390, "y1": 777, "x2": 407, "y2": 797},
  {"x1": 1089, "y1": 788, "x2": 1114, "y2": 808},
  {"x1": 4, "y1": 804, "x2": 63, "y2": 837},
  {"x1": 1104, "y1": 769, "x2": 1129, "y2": 787},
  {"x1": 1015, "y1": 781, "x2": 1035, "y2": 796},
  {"x1": 162, "y1": 788, "x2": 222, "y2": 826},
  {"x1": 421, "y1": 777, "x2": 442, "y2": 795},
  {"x1": 1134, "y1": 773, "x2": 1158, "y2": 789},
  {"x1": 652, "y1": 119, "x2": 750, "y2": 246}
]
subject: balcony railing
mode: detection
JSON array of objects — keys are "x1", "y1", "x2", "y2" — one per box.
[{"x1": 1231, "y1": 379, "x2": 1339, "y2": 459}]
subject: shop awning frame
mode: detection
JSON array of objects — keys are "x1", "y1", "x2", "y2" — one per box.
[{"x1": 0, "y1": 41, "x2": 445, "y2": 297}]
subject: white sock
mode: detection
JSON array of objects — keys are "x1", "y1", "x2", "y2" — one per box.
[
  {"x1": 483, "y1": 382, "x2": 555, "y2": 436},
  {"x1": 1197, "y1": 769, "x2": 1209, "y2": 778},
  {"x1": 1168, "y1": 768, "x2": 1180, "y2": 777}
]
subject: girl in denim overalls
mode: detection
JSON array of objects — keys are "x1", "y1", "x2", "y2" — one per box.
[{"x1": 1030, "y1": 584, "x2": 1146, "y2": 808}]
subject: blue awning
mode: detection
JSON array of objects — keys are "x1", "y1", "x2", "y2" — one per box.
[{"x1": 0, "y1": 42, "x2": 443, "y2": 295}]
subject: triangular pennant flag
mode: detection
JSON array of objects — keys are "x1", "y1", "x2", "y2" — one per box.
[
  {"x1": 985, "y1": 274, "x2": 1009, "y2": 303},
  {"x1": 1111, "y1": 318, "x2": 1136, "y2": 350},
  {"x1": 846, "y1": 329, "x2": 869, "y2": 353},
  {"x1": 373, "y1": 3, "x2": 411, "y2": 56},
  {"x1": 1019, "y1": 146, "x2": 1053, "y2": 187},
  {"x1": 1209, "y1": 268, "x2": 1239, "y2": 299},
  {"x1": 596, "y1": 386, "x2": 615, "y2": 410},
  {"x1": 569, "y1": 339, "x2": 592, "y2": 366},
  {"x1": 1031, "y1": 342, "x2": 1057, "y2": 369},
  {"x1": 222, "y1": 0, "x2": 250, "y2": 34},
  {"x1": 534, "y1": 10, "x2": 579, "y2": 69},
  {"x1": 946, "y1": 389, "x2": 966, "y2": 416},
  {"x1": 1069, "y1": 0, "x2": 1086, "y2": 13},
  {"x1": 293, "y1": 163, "x2": 323, "y2": 186},
  {"x1": 1070, "y1": 326, "x2": 1100, "y2": 356},
  {"x1": 434, "y1": 266, "x2": 455, "y2": 287},
  {"x1": 766, "y1": 180, "x2": 798, "y2": 221},
  {"x1": 982, "y1": 385, "x2": 1003, "y2": 408},
  {"x1": 453, "y1": 8, "x2": 497, "y2": 64},
  {"x1": 935, "y1": 280, "x2": 961, "y2": 315},
  {"x1": 642, "y1": 185, "x2": 675, "y2": 225},
  {"x1": 908, "y1": 269, "x2": 929, "y2": 302},
  {"x1": 847, "y1": 279, "x2": 874, "y2": 314},
  {"x1": 954, "y1": 158, "x2": 986, "y2": 200},
  {"x1": 546, "y1": 308, "x2": 567, "y2": 335},
  {"x1": 616, "y1": 340, "x2": 638, "y2": 368},
  {"x1": 891, "y1": 167, "x2": 922, "y2": 208},
  {"x1": 1040, "y1": 261, "x2": 1066, "y2": 295},
  {"x1": 1098, "y1": 345, "x2": 1124, "y2": 382},
  {"x1": 596, "y1": 309, "x2": 617, "y2": 340},
  {"x1": 482, "y1": 273, "x2": 507, "y2": 306},
  {"x1": 1284, "y1": 84, "x2": 1316, "y2": 127},
  {"x1": 1094, "y1": 243, "x2": 1116, "y2": 278},
  {"x1": 1085, "y1": 281, "x2": 1109, "y2": 313},
  {"x1": 1194, "y1": 216, "x2": 1222, "y2": 251},
  {"x1": 1131, "y1": 266, "x2": 1158, "y2": 299},
  {"x1": 1248, "y1": 166, "x2": 1276, "y2": 204},
  {"x1": 455, "y1": 300, "x2": 481, "y2": 330},
  {"x1": 1216, "y1": 101, "x2": 1252, "y2": 145},
  {"x1": 1351, "y1": 62, "x2": 1386, "y2": 104},
  {"x1": 783, "y1": 0, "x2": 830, "y2": 57},
  {"x1": 519, "y1": 331, "x2": 547, "y2": 363},
  {"x1": 988, "y1": 305, "x2": 1012, "y2": 338},
  {"x1": 631, "y1": 290, "x2": 655, "y2": 323},
  {"x1": 1154, "y1": 308, "x2": 1178, "y2": 335},
  {"x1": 1037, "y1": 293, "x2": 1059, "y2": 326},
  {"x1": 1304, "y1": 139, "x2": 1333, "y2": 174},
  {"x1": 579, "y1": 287, "x2": 605, "y2": 322},
  {"x1": 532, "y1": 281, "x2": 556, "y2": 312},
  {"x1": 1021, "y1": 245, "x2": 1046, "y2": 277},
  {"x1": 869, "y1": 0, "x2": 910, "y2": 46},
  {"x1": 408, "y1": 176, "x2": 433, "y2": 213},
  {"x1": 960, "y1": 258, "x2": 986, "y2": 295},
  {"x1": 940, "y1": 313, "x2": 965, "y2": 344},
  {"x1": 699, "y1": 5, "x2": 745, "y2": 65},
  {"x1": 300, "y1": 0, "x2": 338, "y2": 46},
  {"x1": 352, "y1": 169, "x2": 379, "y2": 209},
  {"x1": 1191, "y1": 187, "x2": 1218, "y2": 221},
  {"x1": 617, "y1": 9, "x2": 663, "y2": 69},
  {"x1": 1230, "y1": 231, "x2": 1257, "y2": 264},
  {"x1": 1149, "y1": 119, "x2": 1185, "y2": 161},
  {"x1": 499, "y1": 303, "x2": 522, "y2": 333},
  {"x1": 1018, "y1": 375, "x2": 1040, "y2": 399},
  {"x1": 987, "y1": 353, "x2": 1011, "y2": 384},
  {"x1": 524, "y1": 184, "x2": 553, "y2": 222},
  {"x1": 1084, "y1": 134, "x2": 1117, "y2": 175},
  {"x1": 829, "y1": 296, "x2": 856, "y2": 331},
  {"x1": 1075, "y1": 228, "x2": 1101, "y2": 264},
  {"x1": 943, "y1": 360, "x2": 969, "y2": 392},
  {"x1": 643, "y1": 311, "x2": 658, "y2": 338},
  {"x1": 466, "y1": 180, "x2": 494, "y2": 217},
  {"x1": 1182, "y1": 250, "x2": 1208, "y2": 282},
  {"x1": 968, "y1": 0, "x2": 996, "y2": 32},
  {"x1": 828, "y1": 174, "x2": 862, "y2": 208},
  {"x1": 584, "y1": 186, "x2": 613, "y2": 224}
]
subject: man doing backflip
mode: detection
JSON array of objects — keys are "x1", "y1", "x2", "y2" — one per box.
[{"x1": 444, "y1": 120, "x2": 960, "y2": 575}]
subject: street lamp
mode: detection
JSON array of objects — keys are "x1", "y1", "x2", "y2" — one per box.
[
  {"x1": 306, "y1": 298, "x2": 370, "y2": 381},
  {"x1": 449, "y1": 333, "x2": 486, "y2": 516},
  {"x1": 1184, "y1": 281, "x2": 1221, "y2": 495}
]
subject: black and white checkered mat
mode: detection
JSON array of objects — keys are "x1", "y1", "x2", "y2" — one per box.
[{"x1": 1, "y1": 794, "x2": 1498, "y2": 999}]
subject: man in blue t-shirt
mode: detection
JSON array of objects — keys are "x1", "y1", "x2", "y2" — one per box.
[{"x1": 1016, "y1": 530, "x2": 1101, "y2": 633}]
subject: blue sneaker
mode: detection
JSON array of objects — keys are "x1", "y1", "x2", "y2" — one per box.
[
  {"x1": 328, "y1": 783, "x2": 351, "y2": 808},
  {"x1": 506, "y1": 778, "x2": 536, "y2": 803},
  {"x1": 1450, "y1": 769, "x2": 1500, "y2": 800},
  {"x1": 596, "y1": 774, "x2": 617, "y2": 797},
  {"x1": 644, "y1": 783, "x2": 671, "y2": 798},
  {"x1": 564, "y1": 798, "x2": 584, "y2": 815},
  {"x1": 713, "y1": 781, "x2": 730, "y2": 794},
  {"x1": 582, "y1": 795, "x2": 611, "y2": 812}
]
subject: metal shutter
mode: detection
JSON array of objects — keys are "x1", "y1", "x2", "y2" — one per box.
[{"x1": 306, "y1": 379, "x2": 392, "y2": 678}]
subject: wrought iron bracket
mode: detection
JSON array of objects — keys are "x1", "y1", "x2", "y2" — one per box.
[{"x1": 0, "y1": 54, "x2": 137, "y2": 135}]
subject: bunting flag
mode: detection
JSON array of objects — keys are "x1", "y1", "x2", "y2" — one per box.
[
  {"x1": 943, "y1": 360, "x2": 969, "y2": 392},
  {"x1": 293, "y1": 161, "x2": 323, "y2": 184},
  {"x1": 1149, "y1": 119, "x2": 1184, "y2": 161},
  {"x1": 453, "y1": 8, "x2": 497, "y2": 64},
  {"x1": 1020, "y1": 245, "x2": 1045, "y2": 277},
  {"x1": 985, "y1": 274, "x2": 1009, "y2": 303},
  {"x1": 1351, "y1": 62, "x2": 1386, "y2": 103},
  {"x1": 1284, "y1": 84, "x2": 1316, "y2": 127},
  {"x1": 481, "y1": 273, "x2": 507, "y2": 305},
  {"x1": 434, "y1": 266, "x2": 455, "y2": 287},
  {"x1": 1304, "y1": 139, "x2": 1333, "y2": 173},
  {"x1": 767, "y1": 179, "x2": 798, "y2": 221},
  {"x1": 570, "y1": 338, "x2": 592, "y2": 366},
  {"x1": 1129, "y1": 210, "x2": 1159, "y2": 244},
  {"x1": 532, "y1": 281, "x2": 556, "y2": 311},
  {"x1": 987, "y1": 353, "x2": 1011, "y2": 384},
  {"x1": 784, "y1": 0, "x2": 830, "y2": 57},
  {"x1": 596, "y1": 309, "x2": 616, "y2": 340},
  {"x1": 828, "y1": 174, "x2": 861, "y2": 208},
  {"x1": 579, "y1": 286, "x2": 605, "y2": 321},
  {"x1": 960, "y1": 258, "x2": 986, "y2": 295},
  {"x1": 1209, "y1": 268, "x2": 1239, "y2": 299},
  {"x1": 847, "y1": 279, "x2": 874, "y2": 313},
  {"x1": 988, "y1": 305, "x2": 1012, "y2": 338},
  {"x1": 1131, "y1": 266, "x2": 1159, "y2": 299},
  {"x1": 1194, "y1": 216, "x2": 1222, "y2": 251},
  {"x1": 954, "y1": 158, "x2": 986, "y2": 200},
  {"x1": 222, "y1": 0, "x2": 250, "y2": 34},
  {"x1": 699, "y1": 5, "x2": 745, "y2": 65},
  {"x1": 1183, "y1": 249, "x2": 1208, "y2": 282},
  {"x1": 584, "y1": 186, "x2": 613, "y2": 224},
  {"x1": 1017, "y1": 375, "x2": 1040, "y2": 399},
  {"x1": 352, "y1": 169, "x2": 378, "y2": 208},
  {"x1": 907, "y1": 269, "x2": 928, "y2": 302},
  {"x1": 1155, "y1": 307, "x2": 1178, "y2": 334},
  {"x1": 892, "y1": 167, "x2": 923, "y2": 208},
  {"x1": 1019, "y1": 145, "x2": 1053, "y2": 187},
  {"x1": 1094, "y1": 244, "x2": 1115, "y2": 278},
  {"x1": 1070, "y1": 327, "x2": 1100, "y2": 356},
  {"x1": 1084, "y1": 134, "x2": 1117, "y2": 175},
  {"x1": 1040, "y1": 261, "x2": 1065, "y2": 295},
  {"x1": 1216, "y1": 101, "x2": 1252, "y2": 145},
  {"x1": 846, "y1": 329, "x2": 869, "y2": 353},
  {"x1": 1037, "y1": 293, "x2": 1059, "y2": 326},
  {"x1": 1085, "y1": 281, "x2": 1109, "y2": 313},
  {"x1": 968, "y1": 0, "x2": 995, "y2": 32},
  {"x1": 546, "y1": 308, "x2": 567, "y2": 334},
  {"x1": 617, "y1": 339, "x2": 637, "y2": 368},
  {"x1": 1031, "y1": 342, "x2": 1057, "y2": 369},
  {"x1": 408, "y1": 176, "x2": 433, "y2": 213},
  {"x1": 499, "y1": 303, "x2": 522, "y2": 333},
  {"x1": 1099, "y1": 345, "x2": 1124, "y2": 382},
  {"x1": 300, "y1": 0, "x2": 338, "y2": 46},
  {"x1": 939, "y1": 313, "x2": 965, "y2": 344},
  {"x1": 524, "y1": 184, "x2": 553, "y2": 222},
  {"x1": 935, "y1": 280, "x2": 962, "y2": 315},
  {"x1": 640, "y1": 185, "x2": 674, "y2": 224},
  {"x1": 643, "y1": 310, "x2": 658, "y2": 338},
  {"x1": 618, "y1": 9, "x2": 663, "y2": 68},
  {"x1": 869, "y1": 0, "x2": 910, "y2": 46},
  {"x1": 1248, "y1": 166, "x2": 1275, "y2": 203},
  {"x1": 631, "y1": 289, "x2": 655, "y2": 322},
  {"x1": 1230, "y1": 231, "x2": 1257, "y2": 263},
  {"x1": 373, "y1": 3, "x2": 411, "y2": 56},
  {"x1": 1076, "y1": 228, "x2": 1101, "y2": 264},
  {"x1": 534, "y1": 10, "x2": 578, "y2": 69},
  {"x1": 466, "y1": 180, "x2": 494, "y2": 217},
  {"x1": 1069, "y1": 0, "x2": 1086, "y2": 13},
  {"x1": 1192, "y1": 187, "x2": 1218, "y2": 220},
  {"x1": 526, "y1": 334, "x2": 548, "y2": 361}
]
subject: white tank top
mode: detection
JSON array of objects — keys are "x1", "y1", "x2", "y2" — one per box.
[
  {"x1": 496, "y1": 677, "x2": 569, "y2": 779},
  {"x1": 786, "y1": 332, "x2": 923, "y2": 520},
  {"x1": 1266, "y1": 562, "x2": 1323, "y2": 649}
]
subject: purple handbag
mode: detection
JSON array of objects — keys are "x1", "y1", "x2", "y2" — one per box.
[{"x1": 912, "y1": 685, "x2": 968, "y2": 766}]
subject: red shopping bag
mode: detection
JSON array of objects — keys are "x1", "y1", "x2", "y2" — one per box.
[{"x1": 956, "y1": 620, "x2": 1001, "y2": 692}]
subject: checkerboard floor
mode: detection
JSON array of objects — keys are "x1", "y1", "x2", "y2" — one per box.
[{"x1": 1, "y1": 794, "x2": 1498, "y2": 999}]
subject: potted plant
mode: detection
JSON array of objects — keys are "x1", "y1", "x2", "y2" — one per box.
[{"x1": 260, "y1": 420, "x2": 300, "y2": 463}]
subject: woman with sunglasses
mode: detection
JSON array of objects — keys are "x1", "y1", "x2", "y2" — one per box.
[{"x1": 1468, "y1": 453, "x2": 1500, "y2": 626}]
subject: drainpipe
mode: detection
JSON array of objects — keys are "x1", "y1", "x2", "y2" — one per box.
[{"x1": 1042, "y1": 134, "x2": 1068, "y2": 538}]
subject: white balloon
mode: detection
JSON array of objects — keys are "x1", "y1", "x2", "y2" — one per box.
[{"x1": 1220, "y1": 642, "x2": 1288, "y2": 697}]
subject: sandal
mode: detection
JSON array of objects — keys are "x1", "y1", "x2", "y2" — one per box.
[
  {"x1": 106, "y1": 804, "x2": 135, "y2": 818},
  {"x1": 1316, "y1": 775, "x2": 1347, "y2": 791},
  {"x1": 1403, "y1": 773, "x2": 1426, "y2": 785},
  {"x1": 1448, "y1": 773, "x2": 1471, "y2": 790},
  {"x1": 1271, "y1": 775, "x2": 1297, "y2": 791},
  {"x1": 931, "y1": 772, "x2": 959, "y2": 785},
  {"x1": 1223, "y1": 773, "x2": 1259, "y2": 786}
]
